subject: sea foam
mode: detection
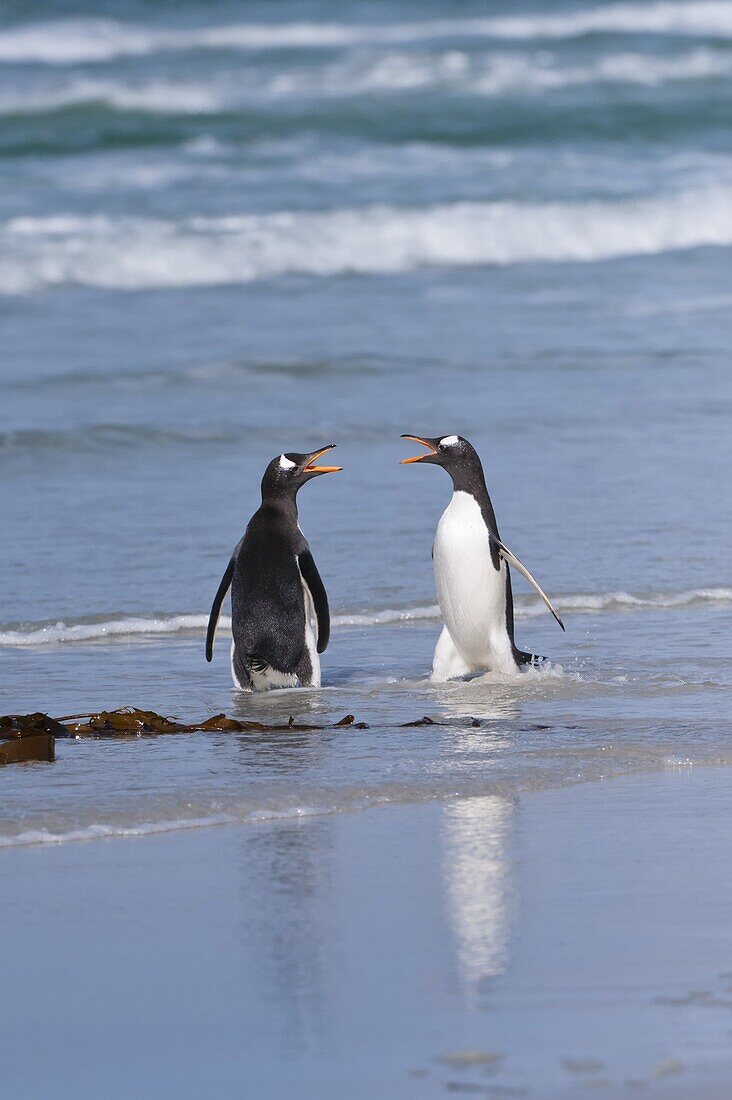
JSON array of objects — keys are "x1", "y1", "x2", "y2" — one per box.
[
  {"x1": 0, "y1": 815, "x2": 235, "y2": 848},
  {"x1": 2, "y1": 187, "x2": 732, "y2": 293},
  {"x1": 4, "y1": 5, "x2": 732, "y2": 64},
  {"x1": 0, "y1": 47, "x2": 726, "y2": 116},
  {"x1": 1, "y1": 589, "x2": 729, "y2": 647}
]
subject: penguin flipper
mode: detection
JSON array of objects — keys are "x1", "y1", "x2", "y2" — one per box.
[
  {"x1": 206, "y1": 556, "x2": 235, "y2": 661},
  {"x1": 298, "y1": 550, "x2": 330, "y2": 654},
  {"x1": 491, "y1": 536, "x2": 565, "y2": 632}
]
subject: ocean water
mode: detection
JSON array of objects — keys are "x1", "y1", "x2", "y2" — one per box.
[{"x1": 1, "y1": 0, "x2": 731, "y2": 846}]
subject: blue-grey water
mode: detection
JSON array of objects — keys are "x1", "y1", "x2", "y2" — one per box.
[{"x1": 1, "y1": 0, "x2": 731, "y2": 845}]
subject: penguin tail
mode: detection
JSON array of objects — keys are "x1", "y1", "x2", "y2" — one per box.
[
  {"x1": 514, "y1": 649, "x2": 546, "y2": 667},
  {"x1": 248, "y1": 655, "x2": 270, "y2": 674}
]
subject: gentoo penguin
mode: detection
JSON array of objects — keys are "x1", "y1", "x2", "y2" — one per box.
[
  {"x1": 206, "y1": 446, "x2": 341, "y2": 691},
  {"x1": 401, "y1": 434, "x2": 564, "y2": 680}
]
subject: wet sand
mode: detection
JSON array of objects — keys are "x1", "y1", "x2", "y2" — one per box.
[{"x1": 3, "y1": 766, "x2": 732, "y2": 1098}]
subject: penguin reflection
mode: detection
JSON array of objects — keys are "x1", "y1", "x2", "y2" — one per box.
[
  {"x1": 206, "y1": 447, "x2": 340, "y2": 691},
  {"x1": 442, "y1": 793, "x2": 514, "y2": 993}
]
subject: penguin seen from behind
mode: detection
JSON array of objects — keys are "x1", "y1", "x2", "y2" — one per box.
[{"x1": 206, "y1": 446, "x2": 341, "y2": 691}]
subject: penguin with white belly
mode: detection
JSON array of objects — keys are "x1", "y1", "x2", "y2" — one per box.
[
  {"x1": 401, "y1": 434, "x2": 564, "y2": 680},
  {"x1": 206, "y1": 446, "x2": 341, "y2": 691}
]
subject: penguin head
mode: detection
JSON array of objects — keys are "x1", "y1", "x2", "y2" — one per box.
[
  {"x1": 261, "y1": 445, "x2": 341, "y2": 500},
  {"x1": 401, "y1": 434, "x2": 486, "y2": 492},
  {"x1": 400, "y1": 434, "x2": 477, "y2": 471}
]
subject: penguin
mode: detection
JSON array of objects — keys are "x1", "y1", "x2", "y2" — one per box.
[
  {"x1": 206, "y1": 446, "x2": 341, "y2": 691},
  {"x1": 400, "y1": 434, "x2": 564, "y2": 680}
]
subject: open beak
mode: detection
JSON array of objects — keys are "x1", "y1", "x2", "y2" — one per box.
[
  {"x1": 400, "y1": 435, "x2": 438, "y2": 464},
  {"x1": 303, "y1": 444, "x2": 342, "y2": 475}
]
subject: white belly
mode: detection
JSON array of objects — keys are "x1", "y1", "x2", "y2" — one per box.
[{"x1": 433, "y1": 491, "x2": 514, "y2": 671}]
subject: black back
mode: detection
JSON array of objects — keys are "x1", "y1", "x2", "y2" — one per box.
[
  {"x1": 206, "y1": 448, "x2": 336, "y2": 674},
  {"x1": 231, "y1": 500, "x2": 309, "y2": 672}
]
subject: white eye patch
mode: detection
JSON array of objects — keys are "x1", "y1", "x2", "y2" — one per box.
[
  {"x1": 278, "y1": 455, "x2": 296, "y2": 470},
  {"x1": 440, "y1": 435, "x2": 459, "y2": 447}
]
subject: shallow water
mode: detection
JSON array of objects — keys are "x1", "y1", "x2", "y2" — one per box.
[
  {"x1": 1, "y1": 0, "x2": 731, "y2": 845},
  {"x1": 4, "y1": 770, "x2": 732, "y2": 1099}
]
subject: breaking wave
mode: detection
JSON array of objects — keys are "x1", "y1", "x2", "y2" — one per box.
[
  {"x1": 0, "y1": 77, "x2": 223, "y2": 115},
  {"x1": 1, "y1": 588, "x2": 729, "y2": 647},
  {"x1": 519, "y1": 587, "x2": 732, "y2": 617},
  {"x1": 0, "y1": 47, "x2": 728, "y2": 116},
  {"x1": 4, "y1": 5, "x2": 732, "y2": 64},
  {"x1": 2, "y1": 186, "x2": 732, "y2": 293}
]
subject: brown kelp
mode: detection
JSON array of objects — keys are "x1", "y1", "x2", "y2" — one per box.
[
  {"x1": 0, "y1": 713, "x2": 61, "y2": 764},
  {"x1": 0, "y1": 707, "x2": 477, "y2": 766},
  {"x1": 0, "y1": 708, "x2": 372, "y2": 764}
]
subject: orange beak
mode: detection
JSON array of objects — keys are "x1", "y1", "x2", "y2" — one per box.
[
  {"x1": 304, "y1": 445, "x2": 342, "y2": 475},
  {"x1": 400, "y1": 435, "x2": 438, "y2": 464}
]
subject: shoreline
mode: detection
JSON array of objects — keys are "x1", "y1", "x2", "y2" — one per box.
[
  {"x1": 4, "y1": 766, "x2": 732, "y2": 1097},
  {"x1": 3, "y1": 750, "x2": 731, "y2": 851}
]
